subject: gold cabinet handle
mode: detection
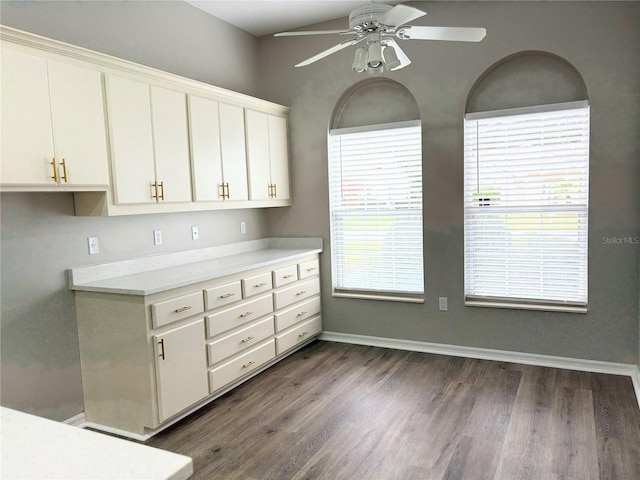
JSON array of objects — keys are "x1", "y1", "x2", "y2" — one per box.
[
  {"x1": 283, "y1": 274, "x2": 295, "y2": 279},
  {"x1": 173, "y1": 306, "x2": 192, "y2": 313},
  {"x1": 60, "y1": 158, "x2": 68, "y2": 183},
  {"x1": 241, "y1": 336, "x2": 255, "y2": 344},
  {"x1": 298, "y1": 331, "x2": 309, "y2": 338},
  {"x1": 219, "y1": 183, "x2": 225, "y2": 199},
  {"x1": 225, "y1": 183, "x2": 230, "y2": 199},
  {"x1": 296, "y1": 290, "x2": 307, "y2": 296},
  {"x1": 239, "y1": 311, "x2": 253, "y2": 318},
  {"x1": 296, "y1": 311, "x2": 308, "y2": 317},
  {"x1": 158, "y1": 181, "x2": 165, "y2": 200},
  {"x1": 50, "y1": 158, "x2": 59, "y2": 182},
  {"x1": 273, "y1": 183, "x2": 277, "y2": 198},
  {"x1": 219, "y1": 293, "x2": 236, "y2": 299},
  {"x1": 158, "y1": 338, "x2": 166, "y2": 360},
  {"x1": 242, "y1": 360, "x2": 255, "y2": 369},
  {"x1": 254, "y1": 282, "x2": 268, "y2": 288},
  {"x1": 151, "y1": 181, "x2": 158, "y2": 200},
  {"x1": 306, "y1": 267, "x2": 317, "y2": 272}
]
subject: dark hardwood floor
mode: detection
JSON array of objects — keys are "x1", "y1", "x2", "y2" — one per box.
[{"x1": 147, "y1": 340, "x2": 640, "y2": 480}]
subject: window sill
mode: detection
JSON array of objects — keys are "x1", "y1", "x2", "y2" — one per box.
[
  {"x1": 465, "y1": 299, "x2": 587, "y2": 314},
  {"x1": 333, "y1": 291, "x2": 424, "y2": 304}
]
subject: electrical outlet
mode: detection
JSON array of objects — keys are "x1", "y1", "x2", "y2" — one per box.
[
  {"x1": 439, "y1": 297, "x2": 448, "y2": 311},
  {"x1": 87, "y1": 236, "x2": 99, "y2": 255},
  {"x1": 153, "y1": 230, "x2": 162, "y2": 246},
  {"x1": 240, "y1": 221, "x2": 246, "y2": 235},
  {"x1": 191, "y1": 226, "x2": 199, "y2": 240}
]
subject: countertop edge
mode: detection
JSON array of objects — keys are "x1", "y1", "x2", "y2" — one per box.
[{"x1": 69, "y1": 244, "x2": 323, "y2": 296}]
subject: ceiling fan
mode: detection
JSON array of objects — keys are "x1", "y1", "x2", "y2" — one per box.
[{"x1": 274, "y1": 3, "x2": 486, "y2": 74}]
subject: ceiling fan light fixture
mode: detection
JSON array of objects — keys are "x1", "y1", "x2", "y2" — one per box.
[
  {"x1": 367, "y1": 40, "x2": 383, "y2": 69},
  {"x1": 352, "y1": 46, "x2": 368, "y2": 73},
  {"x1": 383, "y1": 44, "x2": 401, "y2": 70}
]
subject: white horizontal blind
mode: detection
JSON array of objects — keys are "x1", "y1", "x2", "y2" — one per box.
[
  {"x1": 328, "y1": 122, "x2": 423, "y2": 297},
  {"x1": 464, "y1": 102, "x2": 589, "y2": 307}
]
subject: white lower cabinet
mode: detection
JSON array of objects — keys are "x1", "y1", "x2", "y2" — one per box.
[
  {"x1": 74, "y1": 253, "x2": 321, "y2": 439},
  {"x1": 154, "y1": 319, "x2": 208, "y2": 422}
]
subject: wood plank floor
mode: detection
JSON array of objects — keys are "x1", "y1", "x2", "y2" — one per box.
[{"x1": 147, "y1": 341, "x2": 640, "y2": 480}]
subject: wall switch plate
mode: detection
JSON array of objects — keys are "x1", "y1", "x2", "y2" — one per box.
[
  {"x1": 153, "y1": 230, "x2": 162, "y2": 246},
  {"x1": 87, "y1": 236, "x2": 99, "y2": 255},
  {"x1": 240, "y1": 221, "x2": 246, "y2": 235},
  {"x1": 439, "y1": 297, "x2": 448, "y2": 311},
  {"x1": 191, "y1": 226, "x2": 199, "y2": 240}
]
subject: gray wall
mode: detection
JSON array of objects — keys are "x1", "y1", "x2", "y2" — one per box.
[
  {"x1": 261, "y1": 1, "x2": 640, "y2": 364},
  {"x1": 0, "y1": 1, "x2": 268, "y2": 420}
]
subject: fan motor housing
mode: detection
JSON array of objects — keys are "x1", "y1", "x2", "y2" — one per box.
[{"x1": 349, "y1": 4, "x2": 393, "y2": 30}]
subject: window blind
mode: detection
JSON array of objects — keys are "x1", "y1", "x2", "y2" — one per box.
[
  {"x1": 464, "y1": 102, "x2": 589, "y2": 308},
  {"x1": 328, "y1": 122, "x2": 423, "y2": 298}
]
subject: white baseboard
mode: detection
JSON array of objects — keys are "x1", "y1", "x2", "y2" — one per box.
[
  {"x1": 62, "y1": 412, "x2": 86, "y2": 428},
  {"x1": 319, "y1": 331, "x2": 640, "y2": 411}
]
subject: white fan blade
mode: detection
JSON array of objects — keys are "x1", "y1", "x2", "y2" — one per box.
[
  {"x1": 295, "y1": 38, "x2": 363, "y2": 67},
  {"x1": 275, "y1": 30, "x2": 351, "y2": 37},
  {"x1": 400, "y1": 26, "x2": 486, "y2": 42},
  {"x1": 385, "y1": 38, "x2": 411, "y2": 71},
  {"x1": 380, "y1": 4, "x2": 426, "y2": 27}
]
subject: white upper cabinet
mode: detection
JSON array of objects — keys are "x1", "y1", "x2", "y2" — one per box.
[
  {"x1": 245, "y1": 109, "x2": 291, "y2": 201},
  {"x1": 0, "y1": 48, "x2": 109, "y2": 188},
  {"x1": 150, "y1": 86, "x2": 192, "y2": 203},
  {"x1": 106, "y1": 75, "x2": 192, "y2": 205},
  {"x1": 188, "y1": 96, "x2": 248, "y2": 202}
]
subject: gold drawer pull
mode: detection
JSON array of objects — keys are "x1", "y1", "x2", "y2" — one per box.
[
  {"x1": 296, "y1": 311, "x2": 308, "y2": 317},
  {"x1": 219, "y1": 293, "x2": 236, "y2": 299},
  {"x1": 158, "y1": 339, "x2": 166, "y2": 360},
  {"x1": 50, "y1": 158, "x2": 58, "y2": 182},
  {"x1": 158, "y1": 181, "x2": 165, "y2": 201},
  {"x1": 60, "y1": 158, "x2": 68, "y2": 182},
  {"x1": 239, "y1": 311, "x2": 253, "y2": 318},
  {"x1": 296, "y1": 290, "x2": 307, "y2": 296},
  {"x1": 298, "y1": 331, "x2": 309, "y2": 338},
  {"x1": 254, "y1": 282, "x2": 268, "y2": 288},
  {"x1": 306, "y1": 267, "x2": 317, "y2": 272},
  {"x1": 241, "y1": 336, "x2": 255, "y2": 344},
  {"x1": 283, "y1": 274, "x2": 295, "y2": 279},
  {"x1": 242, "y1": 360, "x2": 255, "y2": 369},
  {"x1": 173, "y1": 306, "x2": 192, "y2": 313}
]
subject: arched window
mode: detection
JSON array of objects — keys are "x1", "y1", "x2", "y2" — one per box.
[
  {"x1": 328, "y1": 79, "x2": 423, "y2": 302},
  {"x1": 464, "y1": 51, "x2": 590, "y2": 312}
]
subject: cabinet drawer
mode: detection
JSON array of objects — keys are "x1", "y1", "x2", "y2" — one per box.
[
  {"x1": 242, "y1": 272, "x2": 273, "y2": 297},
  {"x1": 208, "y1": 339, "x2": 276, "y2": 393},
  {"x1": 151, "y1": 291, "x2": 204, "y2": 329},
  {"x1": 274, "y1": 296, "x2": 321, "y2": 332},
  {"x1": 206, "y1": 294, "x2": 273, "y2": 338},
  {"x1": 298, "y1": 259, "x2": 319, "y2": 279},
  {"x1": 272, "y1": 265, "x2": 298, "y2": 288},
  {"x1": 207, "y1": 316, "x2": 274, "y2": 365},
  {"x1": 274, "y1": 278, "x2": 320, "y2": 310},
  {"x1": 204, "y1": 281, "x2": 242, "y2": 311},
  {"x1": 275, "y1": 316, "x2": 322, "y2": 355}
]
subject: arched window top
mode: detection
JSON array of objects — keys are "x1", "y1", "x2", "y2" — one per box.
[
  {"x1": 466, "y1": 50, "x2": 589, "y2": 114},
  {"x1": 330, "y1": 77, "x2": 419, "y2": 130}
]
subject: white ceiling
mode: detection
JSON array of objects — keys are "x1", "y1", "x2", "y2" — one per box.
[{"x1": 185, "y1": 0, "x2": 405, "y2": 37}]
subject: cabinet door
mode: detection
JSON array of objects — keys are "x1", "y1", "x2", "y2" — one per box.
[
  {"x1": 268, "y1": 115, "x2": 291, "y2": 200},
  {"x1": 154, "y1": 319, "x2": 208, "y2": 422},
  {"x1": 0, "y1": 49, "x2": 55, "y2": 185},
  {"x1": 47, "y1": 60, "x2": 109, "y2": 186},
  {"x1": 105, "y1": 75, "x2": 156, "y2": 204},
  {"x1": 188, "y1": 95, "x2": 223, "y2": 202},
  {"x1": 245, "y1": 109, "x2": 271, "y2": 201},
  {"x1": 219, "y1": 103, "x2": 249, "y2": 200},
  {"x1": 151, "y1": 86, "x2": 192, "y2": 203}
]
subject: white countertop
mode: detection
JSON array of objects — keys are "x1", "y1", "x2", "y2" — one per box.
[
  {"x1": 0, "y1": 407, "x2": 193, "y2": 480},
  {"x1": 68, "y1": 237, "x2": 322, "y2": 296}
]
